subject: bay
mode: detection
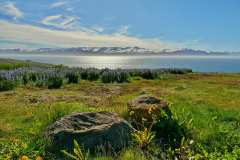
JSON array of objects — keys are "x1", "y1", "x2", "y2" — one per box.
[{"x1": 0, "y1": 53, "x2": 240, "y2": 73}]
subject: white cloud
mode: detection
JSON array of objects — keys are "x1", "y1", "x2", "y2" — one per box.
[
  {"x1": 0, "y1": 2, "x2": 23, "y2": 20},
  {"x1": 115, "y1": 25, "x2": 130, "y2": 35},
  {"x1": 0, "y1": 20, "x2": 186, "y2": 50},
  {"x1": 91, "y1": 26, "x2": 104, "y2": 33},
  {"x1": 41, "y1": 15, "x2": 79, "y2": 30},
  {"x1": 49, "y1": 1, "x2": 67, "y2": 8},
  {"x1": 41, "y1": 15, "x2": 104, "y2": 34}
]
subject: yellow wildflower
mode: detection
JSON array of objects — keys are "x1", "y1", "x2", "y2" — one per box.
[
  {"x1": 36, "y1": 156, "x2": 44, "y2": 160},
  {"x1": 20, "y1": 155, "x2": 29, "y2": 160},
  {"x1": 129, "y1": 110, "x2": 135, "y2": 116},
  {"x1": 148, "y1": 105, "x2": 156, "y2": 114}
]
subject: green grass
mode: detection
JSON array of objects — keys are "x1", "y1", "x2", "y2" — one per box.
[
  {"x1": 0, "y1": 73, "x2": 240, "y2": 159},
  {"x1": 0, "y1": 58, "x2": 53, "y2": 70}
]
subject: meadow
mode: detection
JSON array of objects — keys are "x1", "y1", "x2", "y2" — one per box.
[
  {"x1": 0, "y1": 59, "x2": 53, "y2": 70},
  {"x1": 0, "y1": 59, "x2": 240, "y2": 159}
]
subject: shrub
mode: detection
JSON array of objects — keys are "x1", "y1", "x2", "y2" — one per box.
[
  {"x1": 87, "y1": 70, "x2": 100, "y2": 81},
  {"x1": 101, "y1": 71, "x2": 116, "y2": 83},
  {"x1": 22, "y1": 73, "x2": 30, "y2": 85},
  {"x1": 0, "y1": 76, "x2": 6, "y2": 81},
  {"x1": 66, "y1": 72, "x2": 80, "y2": 84},
  {"x1": 130, "y1": 99, "x2": 191, "y2": 150},
  {"x1": 0, "y1": 80, "x2": 16, "y2": 91},
  {"x1": 139, "y1": 70, "x2": 156, "y2": 79},
  {"x1": 101, "y1": 70, "x2": 129, "y2": 83},
  {"x1": 80, "y1": 70, "x2": 88, "y2": 80},
  {"x1": 116, "y1": 70, "x2": 129, "y2": 83},
  {"x1": 47, "y1": 76, "x2": 63, "y2": 89},
  {"x1": 29, "y1": 73, "x2": 38, "y2": 82},
  {"x1": 132, "y1": 127, "x2": 155, "y2": 150},
  {"x1": 22, "y1": 73, "x2": 38, "y2": 85},
  {"x1": 153, "y1": 110, "x2": 191, "y2": 148}
]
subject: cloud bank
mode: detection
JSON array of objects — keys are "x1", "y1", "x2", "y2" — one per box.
[
  {"x1": 49, "y1": 1, "x2": 67, "y2": 9},
  {"x1": 41, "y1": 15, "x2": 79, "y2": 30},
  {"x1": 0, "y1": 20, "x2": 185, "y2": 50},
  {"x1": 0, "y1": 2, "x2": 23, "y2": 20}
]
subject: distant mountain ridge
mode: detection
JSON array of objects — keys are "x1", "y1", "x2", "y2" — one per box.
[
  {"x1": 0, "y1": 47, "x2": 237, "y2": 55},
  {"x1": 34, "y1": 46, "x2": 153, "y2": 54}
]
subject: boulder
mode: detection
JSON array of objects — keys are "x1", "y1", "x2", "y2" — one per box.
[
  {"x1": 128, "y1": 95, "x2": 172, "y2": 123},
  {"x1": 46, "y1": 112, "x2": 133, "y2": 153}
]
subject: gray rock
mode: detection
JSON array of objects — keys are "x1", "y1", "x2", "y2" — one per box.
[
  {"x1": 46, "y1": 112, "x2": 133, "y2": 153},
  {"x1": 128, "y1": 95, "x2": 172, "y2": 123}
]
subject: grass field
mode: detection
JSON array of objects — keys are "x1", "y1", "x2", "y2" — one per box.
[
  {"x1": 0, "y1": 73, "x2": 240, "y2": 159},
  {"x1": 0, "y1": 59, "x2": 53, "y2": 70}
]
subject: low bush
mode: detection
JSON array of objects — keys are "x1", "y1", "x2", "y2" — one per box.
[
  {"x1": 0, "y1": 76, "x2": 6, "y2": 81},
  {"x1": 129, "y1": 100, "x2": 192, "y2": 156},
  {"x1": 87, "y1": 69, "x2": 100, "y2": 81},
  {"x1": 80, "y1": 70, "x2": 89, "y2": 80},
  {"x1": 29, "y1": 72, "x2": 38, "y2": 82},
  {"x1": 132, "y1": 127, "x2": 155, "y2": 150},
  {"x1": 154, "y1": 113, "x2": 191, "y2": 148},
  {"x1": 22, "y1": 73, "x2": 30, "y2": 85},
  {"x1": 101, "y1": 70, "x2": 129, "y2": 83},
  {"x1": 116, "y1": 70, "x2": 129, "y2": 83},
  {"x1": 22, "y1": 72, "x2": 39, "y2": 85},
  {"x1": 101, "y1": 71, "x2": 116, "y2": 83},
  {"x1": 66, "y1": 72, "x2": 80, "y2": 84},
  {"x1": 0, "y1": 80, "x2": 16, "y2": 91},
  {"x1": 169, "y1": 68, "x2": 193, "y2": 74},
  {"x1": 47, "y1": 76, "x2": 64, "y2": 89},
  {"x1": 139, "y1": 70, "x2": 157, "y2": 79}
]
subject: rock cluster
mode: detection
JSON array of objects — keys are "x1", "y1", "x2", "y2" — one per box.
[
  {"x1": 46, "y1": 112, "x2": 133, "y2": 153},
  {"x1": 46, "y1": 95, "x2": 172, "y2": 153}
]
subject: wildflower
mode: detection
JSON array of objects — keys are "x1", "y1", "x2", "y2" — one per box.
[
  {"x1": 129, "y1": 110, "x2": 134, "y2": 116},
  {"x1": 36, "y1": 156, "x2": 44, "y2": 160},
  {"x1": 189, "y1": 140, "x2": 194, "y2": 145},
  {"x1": 20, "y1": 155, "x2": 29, "y2": 160},
  {"x1": 148, "y1": 105, "x2": 156, "y2": 114}
]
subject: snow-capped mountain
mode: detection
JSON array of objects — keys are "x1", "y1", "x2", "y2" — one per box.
[
  {"x1": 159, "y1": 48, "x2": 211, "y2": 55},
  {"x1": 0, "y1": 47, "x2": 235, "y2": 55},
  {"x1": 32, "y1": 46, "x2": 154, "y2": 54}
]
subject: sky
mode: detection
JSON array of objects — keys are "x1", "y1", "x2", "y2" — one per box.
[{"x1": 0, "y1": 0, "x2": 240, "y2": 51}]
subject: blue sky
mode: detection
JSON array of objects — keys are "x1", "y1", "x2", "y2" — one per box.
[{"x1": 0, "y1": 0, "x2": 239, "y2": 51}]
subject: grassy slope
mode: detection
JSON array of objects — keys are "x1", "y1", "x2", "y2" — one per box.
[
  {"x1": 0, "y1": 73, "x2": 240, "y2": 153},
  {"x1": 0, "y1": 58, "x2": 53, "y2": 69}
]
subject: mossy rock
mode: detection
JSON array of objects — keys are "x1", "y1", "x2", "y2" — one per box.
[
  {"x1": 46, "y1": 112, "x2": 133, "y2": 153},
  {"x1": 128, "y1": 95, "x2": 172, "y2": 124}
]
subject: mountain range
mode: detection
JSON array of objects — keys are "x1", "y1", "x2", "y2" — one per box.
[{"x1": 0, "y1": 47, "x2": 237, "y2": 55}]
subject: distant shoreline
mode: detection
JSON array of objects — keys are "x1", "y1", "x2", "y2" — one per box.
[
  {"x1": 0, "y1": 52, "x2": 238, "y2": 57},
  {"x1": 0, "y1": 47, "x2": 239, "y2": 56}
]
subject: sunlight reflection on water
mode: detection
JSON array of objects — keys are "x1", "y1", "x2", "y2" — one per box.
[{"x1": 0, "y1": 53, "x2": 240, "y2": 73}]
